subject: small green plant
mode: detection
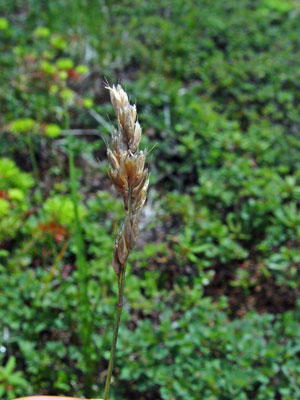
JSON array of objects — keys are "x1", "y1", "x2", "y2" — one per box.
[
  {"x1": 0, "y1": 158, "x2": 33, "y2": 241},
  {"x1": 0, "y1": 357, "x2": 30, "y2": 400}
]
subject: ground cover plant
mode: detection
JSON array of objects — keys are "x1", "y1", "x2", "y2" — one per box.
[{"x1": 0, "y1": 1, "x2": 300, "y2": 399}]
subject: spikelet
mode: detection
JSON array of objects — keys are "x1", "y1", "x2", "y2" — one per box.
[{"x1": 106, "y1": 84, "x2": 149, "y2": 276}]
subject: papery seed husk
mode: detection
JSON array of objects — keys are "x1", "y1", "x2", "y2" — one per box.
[
  {"x1": 118, "y1": 85, "x2": 129, "y2": 106},
  {"x1": 118, "y1": 117, "x2": 125, "y2": 139},
  {"x1": 130, "y1": 122, "x2": 142, "y2": 153},
  {"x1": 112, "y1": 136, "x2": 119, "y2": 152},
  {"x1": 124, "y1": 215, "x2": 136, "y2": 249},
  {"x1": 124, "y1": 157, "x2": 135, "y2": 182},
  {"x1": 108, "y1": 169, "x2": 119, "y2": 189},
  {"x1": 132, "y1": 216, "x2": 139, "y2": 238},
  {"x1": 136, "y1": 153, "x2": 146, "y2": 175},
  {"x1": 132, "y1": 191, "x2": 147, "y2": 214},
  {"x1": 132, "y1": 170, "x2": 148, "y2": 197},
  {"x1": 127, "y1": 158, "x2": 141, "y2": 187},
  {"x1": 117, "y1": 172, "x2": 127, "y2": 190},
  {"x1": 109, "y1": 169, "x2": 128, "y2": 198},
  {"x1": 107, "y1": 148, "x2": 119, "y2": 170},
  {"x1": 130, "y1": 172, "x2": 143, "y2": 188},
  {"x1": 117, "y1": 233, "x2": 128, "y2": 264},
  {"x1": 124, "y1": 216, "x2": 131, "y2": 247},
  {"x1": 109, "y1": 89, "x2": 120, "y2": 115},
  {"x1": 113, "y1": 249, "x2": 122, "y2": 276},
  {"x1": 118, "y1": 160, "x2": 129, "y2": 190},
  {"x1": 134, "y1": 170, "x2": 147, "y2": 190},
  {"x1": 132, "y1": 179, "x2": 148, "y2": 212},
  {"x1": 123, "y1": 106, "x2": 134, "y2": 134},
  {"x1": 131, "y1": 104, "x2": 137, "y2": 122},
  {"x1": 141, "y1": 177, "x2": 149, "y2": 194}
]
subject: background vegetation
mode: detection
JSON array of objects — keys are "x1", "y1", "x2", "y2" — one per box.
[{"x1": 0, "y1": 1, "x2": 300, "y2": 399}]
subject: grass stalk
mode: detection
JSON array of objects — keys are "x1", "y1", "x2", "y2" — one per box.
[
  {"x1": 103, "y1": 85, "x2": 149, "y2": 399},
  {"x1": 65, "y1": 111, "x2": 95, "y2": 397},
  {"x1": 103, "y1": 266, "x2": 126, "y2": 400},
  {"x1": 26, "y1": 135, "x2": 43, "y2": 203}
]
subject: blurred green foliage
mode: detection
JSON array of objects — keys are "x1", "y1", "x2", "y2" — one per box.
[{"x1": 0, "y1": 1, "x2": 300, "y2": 399}]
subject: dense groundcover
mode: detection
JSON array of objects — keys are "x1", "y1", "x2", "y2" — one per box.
[{"x1": 0, "y1": 1, "x2": 300, "y2": 399}]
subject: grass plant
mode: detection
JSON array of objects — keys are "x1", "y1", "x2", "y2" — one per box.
[
  {"x1": 103, "y1": 85, "x2": 149, "y2": 400},
  {"x1": 65, "y1": 111, "x2": 95, "y2": 397}
]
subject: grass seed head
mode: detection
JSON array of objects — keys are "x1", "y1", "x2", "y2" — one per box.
[{"x1": 106, "y1": 84, "x2": 149, "y2": 275}]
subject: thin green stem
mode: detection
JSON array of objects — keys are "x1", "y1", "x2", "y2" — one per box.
[
  {"x1": 27, "y1": 135, "x2": 42, "y2": 203},
  {"x1": 27, "y1": 135, "x2": 60, "y2": 260},
  {"x1": 65, "y1": 110, "x2": 94, "y2": 397},
  {"x1": 103, "y1": 265, "x2": 126, "y2": 400},
  {"x1": 104, "y1": 189, "x2": 132, "y2": 399}
]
